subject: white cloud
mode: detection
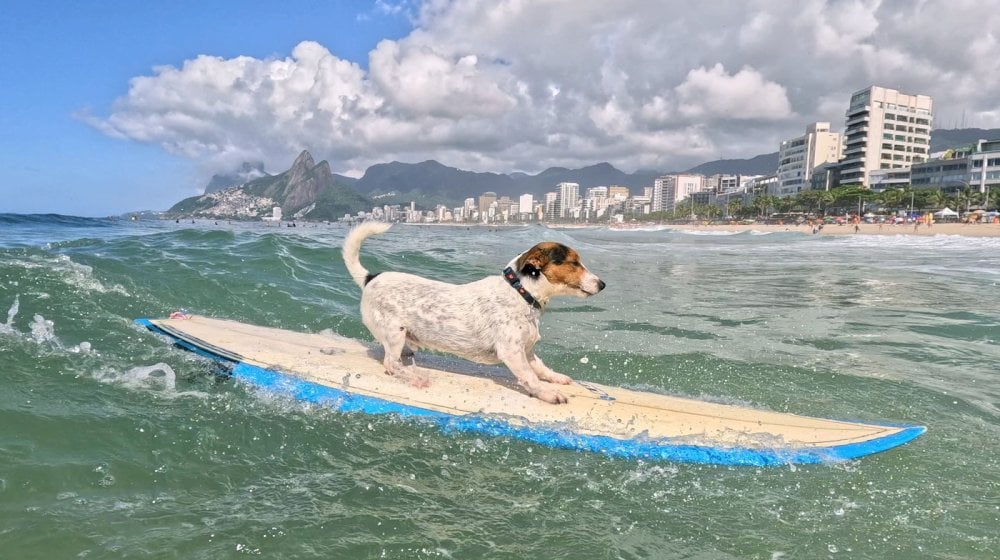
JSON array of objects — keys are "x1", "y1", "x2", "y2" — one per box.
[
  {"x1": 88, "y1": 0, "x2": 1000, "y2": 181},
  {"x1": 675, "y1": 64, "x2": 793, "y2": 121}
]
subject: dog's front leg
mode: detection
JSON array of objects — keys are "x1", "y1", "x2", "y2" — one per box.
[
  {"x1": 497, "y1": 343, "x2": 567, "y2": 404},
  {"x1": 528, "y1": 353, "x2": 573, "y2": 385}
]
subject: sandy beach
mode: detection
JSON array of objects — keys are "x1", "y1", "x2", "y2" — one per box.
[{"x1": 658, "y1": 221, "x2": 1000, "y2": 237}]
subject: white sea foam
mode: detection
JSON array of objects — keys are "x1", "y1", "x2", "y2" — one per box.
[
  {"x1": 92, "y1": 363, "x2": 212, "y2": 399},
  {"x1": 1, "y1": 295, "x2": 94, "y2": 352},
  {"x1": 30, "y1": 314, "x2": 58, "y2": 345},
  {"x1": 606, "y1": 225, "x2": 673, "y2": 233},
  {"x1": 4, "y1": 255, "x2": 130, "y2": 295},
  {"x1": 0, "y1": 295, "x2": 18, "y2": 335},
  {"x1": 672, "y1": 229, "x2": 741, "y2": 236},
  {"x1": 94, "y1": 363, "x2": 177, "y2": 391}
]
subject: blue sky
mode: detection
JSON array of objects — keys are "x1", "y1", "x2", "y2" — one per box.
[
  {"x1": 2, "y1": 1, "x2": 998, "y2": 216},
  {"x1": 0, "y1": 1, "x2": 413, "y2": 215}
]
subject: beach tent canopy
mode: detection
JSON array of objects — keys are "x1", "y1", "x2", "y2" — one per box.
[{"x1": 934, "y1": 207, "x2": 959, "y2": 216}]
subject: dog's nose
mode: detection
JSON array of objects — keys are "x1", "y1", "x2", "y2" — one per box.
[{"x1": 597, "y1": 279, "x2": 606, "y2": 292}]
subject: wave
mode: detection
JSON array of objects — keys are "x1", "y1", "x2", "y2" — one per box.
[{"x1": 0, "y1": 213, "x2": 119, "y2": 227}]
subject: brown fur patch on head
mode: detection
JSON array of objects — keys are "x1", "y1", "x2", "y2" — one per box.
[{"x1": 517, "y1": 242, "x2": 585, "y2": 287}]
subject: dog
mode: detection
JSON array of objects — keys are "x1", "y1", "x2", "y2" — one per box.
[{"x1": 342, "y1": 222, "x2": 605, "y2": 404}]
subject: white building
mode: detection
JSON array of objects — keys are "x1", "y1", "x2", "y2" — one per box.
[
  {"x1": 840, "y1": 85, "x2": 933, "y2": 187},
  {"x1": 557, "y1": 182, "x2": 580, "y2": 218},
  {"x1": 777, "y1": 122, "x2": 843, "y2": 197},
  {"x1": 261, "y1": 206, "x2": 282, "y2": 222},
  {"x1": 653, "y1": 174, "x2": 704, "y2": 212},
  {"x1": 651, "y1": 177, "x2": 669, "y2": 212},
  {"x1": 518, "y1": 193, "x2": 534, "y2": 218},
  {"x1": 969, "y1": 139, "x2": 1000, "y2": 196},
  {"x1": 544, "y1": 191, "x2": 559, "y2": 221}
]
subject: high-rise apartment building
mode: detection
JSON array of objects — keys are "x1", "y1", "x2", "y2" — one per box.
[
  {"x1": 653, "y1": 174, "x2": 704, "y2": 212},
  {"x1": 557, "y1": 182, "x2": 580, "y2": 218},
  {"x1": 608, "y1": 186, "x2": 630, "y2": 201},
  {"x1": 840, "y1": 86, "x2": 933, "y2": 187},
  {"x1": 544, "y1": 191, "x2": 559, "y2": 221},
  {"x1": 777, "y1": 122, "x2": 843, "y2": 196},
  {"x1": 478, "y1": 192, "x2": 497, "y2": 215},
  {"x1": 518, "y1": 193, "x2": 534, "y2": 216}
]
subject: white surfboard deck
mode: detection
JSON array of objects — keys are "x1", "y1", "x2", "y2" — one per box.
[{"x1": 136, "y1": 316, "x2": 925, "y2": 465}]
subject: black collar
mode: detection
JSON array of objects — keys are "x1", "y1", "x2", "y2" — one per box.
[{"x1": 502, "y1": 267, "x2": 542, "y2": 309}]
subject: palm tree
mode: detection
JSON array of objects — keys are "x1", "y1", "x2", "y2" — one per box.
[
  {"x1": 914, "y1": 189, "x2": 943, "y2": 211},
  {"x1": 751, "y1": 195, "x2": 776, "y2": 218},
  {"x1": 726, "y1": 199, "x2": 742, "y2": 219},
  {"x1": 879, "y1": 188, "x2": 905, "y2": 214},
  {"x1": 774, "y1": 196, "x2": 794, "y2": 213}
]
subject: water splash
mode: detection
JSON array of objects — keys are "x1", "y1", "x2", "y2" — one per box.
[
  {"x1": 30, "y1": 314, "x2": 58, "y2": 345},
  {"x1": 1, "y1": 295, "x2": 92, "y2": 352},
  {"x1": 95, "y1": 362, "x2": 178, "y2": 391},
  {"x1": 0, "y1": 295, "x2": 18, "y2": 334}
]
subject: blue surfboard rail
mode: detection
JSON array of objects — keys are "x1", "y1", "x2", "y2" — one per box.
[{"x1": 135, "y1": 318, "x2": 926, "y2": 466}]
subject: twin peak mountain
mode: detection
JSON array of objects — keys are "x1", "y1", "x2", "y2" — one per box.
[{"x1": 167, "y1": 150, "x2": 773, "y2": 220}]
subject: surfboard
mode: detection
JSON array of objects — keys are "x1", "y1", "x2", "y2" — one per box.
[{"x1": 135, "y1": 316, "x2": 925, "y2": 466}]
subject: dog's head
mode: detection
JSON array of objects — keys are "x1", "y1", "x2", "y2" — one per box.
[{"x1": 516, "y1": 242, "x2": 605, "y2": 298}]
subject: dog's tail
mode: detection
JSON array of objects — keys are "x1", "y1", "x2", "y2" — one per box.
[{"x1": 343, "y1": 221, "x2": 392, "y2": 288}]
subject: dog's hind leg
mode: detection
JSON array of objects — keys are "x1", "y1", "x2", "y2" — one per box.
[{"x1": 379, "y1": 324, "x2": 429, "y2": 388}]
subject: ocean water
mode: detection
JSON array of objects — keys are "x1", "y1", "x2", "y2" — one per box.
[{"x1": 1, "y1": 213, "x2": 997, "y2": 559}]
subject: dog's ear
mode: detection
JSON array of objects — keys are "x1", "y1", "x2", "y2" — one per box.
[{"x1": 517, "y1": 243, "x2": 567, "y2": 278}]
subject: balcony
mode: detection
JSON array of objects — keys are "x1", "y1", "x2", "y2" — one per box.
[
  {"x1": 840, "y1": 154, "x2": 866, "y2": 167},
  {"x1": 844, "y1": 145, "x2": 867, "y2": 158},
  {"x1": 845, "y1": 113, "x2": 870, "y2": 127},
  {"x1": 846, "y1": 104, "x2": 870, "y2": 118}
]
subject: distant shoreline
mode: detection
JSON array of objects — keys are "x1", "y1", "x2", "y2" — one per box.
[
  {"x1": 150, "y1": 216, "x2": 1000, "y2": 237},
  {"x1": 656, "y1": 222, "x2": 1000, "y2": 237}
]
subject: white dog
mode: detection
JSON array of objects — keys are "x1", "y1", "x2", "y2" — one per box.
[{"x1": 342, "y1": 222, "x2": 605, "y2": 404}]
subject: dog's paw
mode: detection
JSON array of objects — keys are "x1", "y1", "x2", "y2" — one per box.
[
  {"x1": 535, "y1": 388, "x2": 568, "y2": 404},
  {"x1": 542, "y1": 371, "x2": 573, "y2": 385}
]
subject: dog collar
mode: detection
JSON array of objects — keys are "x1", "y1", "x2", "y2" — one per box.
[{"x1": 502, "y1": 267, "x2": 542, "y2": 310}]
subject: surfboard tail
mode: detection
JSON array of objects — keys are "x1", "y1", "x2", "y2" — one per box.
[{"x1": 343, "y1": 221, "x2": 392, "y2": 288}]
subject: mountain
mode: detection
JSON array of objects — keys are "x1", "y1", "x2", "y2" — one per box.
[
  {"x1": 169, "y1": 151, "x2": 370, "y2": 220},
  {"x1": 516, "y1": 162, "x2": 659, "y2": 194},
  {"x1": 204, "y1": 161, "x2": 267, "y2": 194},
  {"x1": 351, "y1": 160, "x2": 658, "y2": 206},
  {"x1": 929, "y1": 128, "x2": 1000, "y2": 152},
  {"x1": 684, "y1": 152, "x2": 779, "y2": 176},
  {"x1": 353, "y1": 160, "x2": 514, "y2": 201},
  {"x1": 168, "y1": 129, "x2": 1000, "y2": 217}
]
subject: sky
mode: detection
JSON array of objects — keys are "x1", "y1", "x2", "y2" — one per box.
[{"x1": 2, "y1": 0, "x2": 999, "y2": 216}]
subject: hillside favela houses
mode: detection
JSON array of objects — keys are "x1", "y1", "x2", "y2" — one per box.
[{"x1": 172, "y1": 85, "x2": 999, "y2": 225}]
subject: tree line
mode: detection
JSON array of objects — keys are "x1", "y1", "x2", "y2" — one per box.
[{"x1": 643, "y1": 184, "x2": 998, "y2": 222}]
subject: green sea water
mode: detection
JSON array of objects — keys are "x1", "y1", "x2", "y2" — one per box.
[{"x1": 1, "y1": 214, "x2": 998, "y2": 559}]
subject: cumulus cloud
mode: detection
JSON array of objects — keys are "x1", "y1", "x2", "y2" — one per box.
[
  {"x1": 88, "y1": 0, "x2": 1000, "y2": 180},
  {"x1": 675, "y1": 64, "x2": 793, "y2": 121}
]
